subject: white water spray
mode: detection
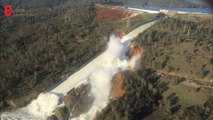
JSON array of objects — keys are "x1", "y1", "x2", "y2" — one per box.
[
  {"x1": 71, "y1": 35, "x2": 130, "y2": 120},
  {"x1": 1, "y1": 92, "x2": 62, "y2": 120},
  {"x1": 129, "y1": 55, "x2": 141, "y2": 70}
]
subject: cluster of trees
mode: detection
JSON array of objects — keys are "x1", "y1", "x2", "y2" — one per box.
[
  {"x1": 161, "y1": 95, "x2": 213, "y2": 120},
  {"x1": 93, "y1": 15, "x2": 212, "y2": 120},
  {"x1": 135, "y1": 16, "x2": 212, "y2": 80},
  {"x1": 95, "y1": 69, "x2": 212, "y2": 120},
  {"x1": 179, "y1": 96, "x2": 213, "y2": 120},
  {"x1": 95, "y1": 69, "x2": 166, "y2": 120},
  {"x1": 0, "y1": 0, "x2": 117, "y2": 111}
]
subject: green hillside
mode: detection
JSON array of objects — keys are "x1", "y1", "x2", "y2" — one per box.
[
  {"x1": 95, "y1": 15, "x2": 212, "y2": 120},
  {"x1": 135, "y1": 15, "x2": 212, "y2": 81}
]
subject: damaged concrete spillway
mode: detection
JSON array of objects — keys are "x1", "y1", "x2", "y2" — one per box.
[{"x1": 1, "y1": 20, "x2": 158, "y2": 120}]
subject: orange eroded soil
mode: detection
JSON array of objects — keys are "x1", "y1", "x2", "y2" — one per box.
[
  {"x1": 119, "y1": 31, "x2": 126, "y2": 39},
  {"x1": 95, "y1": 5, "x2": 138, "y2": 23},
  {"x1": 129, "y1": 41, "x2": 144, "y2": 58},
  {"x1": 110, "y1": 71, "x2": 133, "y2": 100},
  {"x1": 111, "y1": 41, "x2": 144, "y2": 100},
  {"x1": 110, "y1": 72, "x2": 125, "y2": 100}
]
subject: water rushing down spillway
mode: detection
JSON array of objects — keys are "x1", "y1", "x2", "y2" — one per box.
[{"x1": 0, "y1": 20, "x2": 158, "y2": 120}]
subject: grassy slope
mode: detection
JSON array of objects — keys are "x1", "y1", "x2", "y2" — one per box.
[
  {"x1": 144, "y1": 75, "x2": 211, "y2": 120},
  {"x1": 136, "y1": 14, "x2": 212, "y2": 81},
  {"x1": 94, "y1": 13, "x2": 212, "y2": 120},
  {"x1": 136, "y1": 14, "x2": 212, "y2": 120}
]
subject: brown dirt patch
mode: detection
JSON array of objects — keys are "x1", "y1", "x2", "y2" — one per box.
[
  {"x1": 110, "y1": 72, "x2": 125, "y2": 100},
  {"x1": 110, "y1": 70, "x2": 133, "y2": 100},
  {"x1": 129, "y1": 41, "x2": 144, "y2": 58},
  {"x1": 119, "y1": 31, "x2": 126, "y2": 38},
  {"x1": 95, "y1": 5, "x2": 138, "y2": 23}
]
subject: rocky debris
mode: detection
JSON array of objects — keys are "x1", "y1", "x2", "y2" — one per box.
[
  {"x1": 52, "y1": 84, "x2": 94, "y2": 120},
  {"x1": 70, "y1": 84, "x2": 94, "y2": 118},
  {"x1": 64, "y1": 89, "x2": 78, "y2": 112},
  {"x1": 54, "y1": 107, "x2": 69, "y2": 120}
]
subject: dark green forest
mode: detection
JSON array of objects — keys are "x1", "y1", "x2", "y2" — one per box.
[{"x1": 0, "y1": 0, "x2": 117, "y2": 110}]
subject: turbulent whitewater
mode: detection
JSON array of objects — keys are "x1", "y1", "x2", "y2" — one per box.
[{"x1": 72, "y1": 35, "x2": 129, "y2": 120}]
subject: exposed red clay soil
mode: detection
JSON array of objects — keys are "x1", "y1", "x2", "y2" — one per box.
[
  {"x1": 95, "y1": 4, "x2": 138, "y2": 23},
  {"x1": 97, "y1": 5, "x2": 144, "y2": 100},
  {"x1": 119, "y1": 31, "x2": 126, "y2": 39},
  {"x1": 110, "y1": 70, "x2": 133, "y2": 100},
  {"x1": 111, "y1": 41, "x2": 144, "y2": 100},
  {"x1": 129, "y1": 40, "x2": 144, "y2": 58},
  {"x1": 110, "y1": 72, "x2": 125, "y2": 100}
]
